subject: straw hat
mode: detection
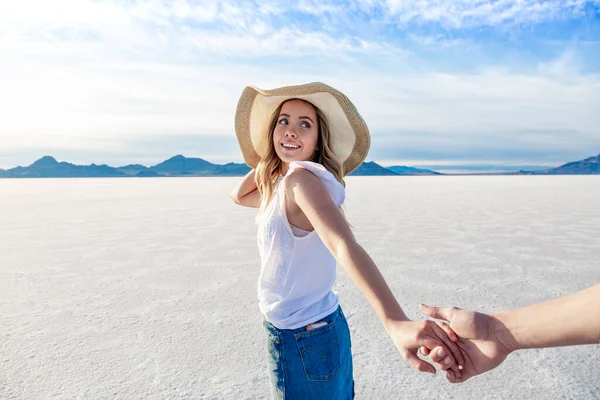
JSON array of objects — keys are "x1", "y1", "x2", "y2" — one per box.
[{"x1": 234, "y1": 82, "x2": 370, "y2": 175}]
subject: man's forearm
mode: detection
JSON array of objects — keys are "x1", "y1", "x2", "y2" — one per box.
[{"x1": 493, "y1": 283, "x2": 600, "y2": 352}]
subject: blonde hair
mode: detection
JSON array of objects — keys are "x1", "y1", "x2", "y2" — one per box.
[{"x1": 255, "y1": 99, "x2": 345, "y2": 213}]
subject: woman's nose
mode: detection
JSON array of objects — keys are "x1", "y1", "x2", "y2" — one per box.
[{"x1": 284, "y1": 128, "x2": 297, "y2": 138}]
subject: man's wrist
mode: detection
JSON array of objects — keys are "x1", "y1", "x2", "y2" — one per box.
[{"x1": 491, "y1": 311, "x2": 520, "y2": 355}]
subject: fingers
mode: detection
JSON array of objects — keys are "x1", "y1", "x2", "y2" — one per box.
[
  {"x1": 429, "y1": 346, "x2": 448, "y2": 364},
  {"x1": 420, "y1": 341, "x2": 461, "y2": 379},
  {"x1": 446, "y1": 369, "x2": 468, "y2": 384},
  {"x1": 428, "y1": 346, "x2": 456, "y2": 371},
  {"x1": 416, "y1": 341, "x2": 457, "y2": 374},
  {"x1": 446, "y1": 369, "x2": 458, "y2": 384},
  {"x1": 405, "y1": 350, "x2": 436, "y2": 374},
  {"x1": 436, "y1": 321, "x2": 458, "y2": 342},
  {"x1": 419, "y1": 344, "x2": 462, "y2": 378},
  {"x1": 415, "y1": 337, "x2": 461, "y2": 379},
  {"x1": 431, "y1": 322, "x2": 465, "y2": 369},
  {"x1": 419, "y1": 304, "x2": 458, "y2": 323}
]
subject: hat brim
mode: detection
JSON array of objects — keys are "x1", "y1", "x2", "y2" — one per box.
[{"x1": 234, "y1": 82, "x2": 370, "y2": 175}]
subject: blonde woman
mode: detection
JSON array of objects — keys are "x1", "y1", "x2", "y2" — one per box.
[{"x1": 231, "y1": 83, "x2": 464, "y2": 399}]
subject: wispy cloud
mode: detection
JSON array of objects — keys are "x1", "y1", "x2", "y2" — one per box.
[
  {"x1": 372, "y1": 0, "x2": 599, "y2": 28},
  {"x1": 0, "y1": 0, "x2": 599, "y2": 168},
  {"x1": 407, "y1": 34, "x2": 468, "y2": 48}
]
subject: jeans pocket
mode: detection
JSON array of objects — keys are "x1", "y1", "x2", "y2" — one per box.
[{"x1": 294, "y1": 321, "x2": 341, "y2": 382}]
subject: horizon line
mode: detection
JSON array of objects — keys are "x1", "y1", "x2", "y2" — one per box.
[
  {"x1": 0, "y1": 153, "x2": 574, "y2": 171},
  {"x1": 3, "y1": 150, "x2": 600, "y2": 171}
]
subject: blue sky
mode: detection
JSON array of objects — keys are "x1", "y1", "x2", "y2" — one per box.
[{"x1": 1, "y1": 0, "x2": 599, "y2": 170}]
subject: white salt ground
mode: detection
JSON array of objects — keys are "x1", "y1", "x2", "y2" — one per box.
[{"x1": 0, "y1": 176, "x2": 599, "y2": 399}]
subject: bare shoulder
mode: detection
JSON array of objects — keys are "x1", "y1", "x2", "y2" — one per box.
[
  {"x1": 284, "y1": 168, "x2": 336, "y2": 217},
  {"x1": 284, "y1": 168, "x2": 325, "y2": 195}
]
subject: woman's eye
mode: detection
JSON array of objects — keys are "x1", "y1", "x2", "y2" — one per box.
[
  {"x1": 279, "y1": 119, "x2": 288, "y2": 125},
  {"x1": 300, "y1": 122, "x2": 311, "y2": 129}
]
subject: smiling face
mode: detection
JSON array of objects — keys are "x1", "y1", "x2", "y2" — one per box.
[{"x1": 272, "y1": 99, "x2": 319, "y2": 171}]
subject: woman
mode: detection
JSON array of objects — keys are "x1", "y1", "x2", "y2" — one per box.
[{"x1": 231, "y1": 82, "x2": 463, "y2": 399}]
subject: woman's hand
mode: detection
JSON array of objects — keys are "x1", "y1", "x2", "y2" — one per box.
[{"x1": 385, "y1": 318, "x2": 465, "y2": 378}]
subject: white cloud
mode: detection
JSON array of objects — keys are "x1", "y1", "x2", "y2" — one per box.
[
  {"x1": 178, "y1": 28, "x2": 388, "y2": 56},
  {"x1": 379, "y1": 0, "x2": 599, "y2": 28},
  {"x1": 295, "y1": 0, "x2": 343, "y2": 16},
  {"x1": 0, "y1": 0, "x2": 129, "y2": 27},
  {"x1": 2, "y1": 52, "x2": 598, "y2": 149},
  {"x1": 0, "y1": 0, "x2": 599, "y2": 167},
  {"x1": 2, "y1": 0, "x2": 598, "y2": 31},
  {"x1": 338, "y1": 52, "x2": 600, "y2": 137},
  {"x1": 0, "y1": 0, "x2": 391, "y2": 59},
  {"x1": 407, "y1": 34, "x2": 467, "y2": 48}
]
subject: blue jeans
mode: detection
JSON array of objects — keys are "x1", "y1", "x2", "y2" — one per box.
[{"x1": 263, "y1": 306, "x2": 355, "y2": 399}]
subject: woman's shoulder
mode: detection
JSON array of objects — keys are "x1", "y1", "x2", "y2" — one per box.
[
  {"x1": 283, "y1": 164, "x2": 319, "y2": 189},
  {"x1": 286, "y1": 161, "x2": 337, "y2": 182},
  {"x1": 287, "y1": 160, "x2": 325, "y2": 176},
  {"x1": 284, "y1": 161, "x2": 345, "y2": 206}
]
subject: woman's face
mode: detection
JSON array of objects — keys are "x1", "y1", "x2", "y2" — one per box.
[{"x1": 272, "y1": 99, "x2": 319, "y2": 166}]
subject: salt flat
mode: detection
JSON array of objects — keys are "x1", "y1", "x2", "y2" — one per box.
[{"x1": 1, "y1": 176, "x2": 599, "y2": 400}]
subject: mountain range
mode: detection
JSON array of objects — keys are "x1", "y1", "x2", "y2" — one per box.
[
  {"x1": 0, "y1": 155, "x2": 251, "y2": 178},
  {"x1": 0, "y1": 153, "x2": 598, "y2": 178},
  {"x1": 516, "y1": 153, "x2": 600, "y2": 175}
]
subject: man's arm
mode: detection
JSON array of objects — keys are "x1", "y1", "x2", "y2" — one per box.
[{"x1": 420, "y1": 283, "x2": 600, "y2": 383}]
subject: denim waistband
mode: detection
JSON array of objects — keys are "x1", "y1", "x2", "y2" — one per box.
[{"x1": 263, "y1": 305, "x2": 343, "y2": 335}]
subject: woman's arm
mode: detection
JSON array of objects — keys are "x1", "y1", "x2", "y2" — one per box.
[
  {"x1": 230, "y1": 169, "x2": 260, "y2": 208},
  {"x1": 285, "y1": 169, "x2": 465, "y2": 376}
]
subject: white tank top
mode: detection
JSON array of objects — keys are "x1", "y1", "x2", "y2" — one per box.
[{"x1": 256, "y1": 161, "x2": 345, "y2": 329}]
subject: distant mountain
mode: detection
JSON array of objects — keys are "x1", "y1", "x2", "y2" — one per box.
[
  {"x1": 1, "y1": 153, "x2": 598, "y2": 178},
  {"x1": 135, "y1": 169, "x2": 162, "y2": 177},
  {"x1": 350, "y1": 161, "x2": 399, "y2": 176},
  {"x1": 147, "y1": 156, "x2": 250, "y2": 176},
  {"x1": 2, "y1": 156, "x2": 126, "y2": 178},
  {"x1": 0, "y1": 155, "x2": 251, "y2": 178},
  {"x1": 151, "y1": 155, "x2": 217, "y2": 175},
  {"x1": 117, "y1": 164, "x2": 150, "y2": 175},
  {"x1": 216, "y1": 162, "x2": 252, "y2": 176},
  {"x1": 415, "y1": 165, "x2": 552, "y2": 174},
  {"x1": 387, "y1": 165, "x2": 442, "y2": 175},
  {"x1": 530, "y1": 153, "x2": 600, "y2": 175}
]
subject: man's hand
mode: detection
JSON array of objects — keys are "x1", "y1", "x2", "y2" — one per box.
[{"x1": 418, "y1": 305, "x2": 513, "y2": 383}]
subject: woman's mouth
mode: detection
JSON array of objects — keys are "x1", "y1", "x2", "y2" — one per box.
[{"x1": 281, "y1": 143, "x2": 301, "y2": 150}]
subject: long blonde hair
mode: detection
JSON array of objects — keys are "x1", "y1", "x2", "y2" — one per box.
[{"x1": 255, "y1": 99, "x2": 345, "y2": 213}]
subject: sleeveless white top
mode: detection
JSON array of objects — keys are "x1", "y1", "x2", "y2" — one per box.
[{"x1": 257, "y1": 161, "x2": 345, "y2": 329}]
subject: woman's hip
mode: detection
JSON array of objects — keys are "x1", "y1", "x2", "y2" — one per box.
[{"x1": 264, "y1": 306, "x2": 354, "y2": 399}]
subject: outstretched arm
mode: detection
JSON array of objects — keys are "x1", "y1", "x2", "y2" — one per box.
[
  {"x1": 495, "y1": 282, "x2": 600, "y2": 350},
  {"x1": 230, "y1": 169, "x2": 260, "y2": 208},
  {"x1": 285, "y1": 169, "x2": 465, "y2": 376},
  {"x1": 420, "y1": 282, "x2": 600, "y2": 383}
]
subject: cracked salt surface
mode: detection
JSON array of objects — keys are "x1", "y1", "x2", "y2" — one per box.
[{"x1": 1, "y1": 176, "x2": 599, "y2": 399}]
